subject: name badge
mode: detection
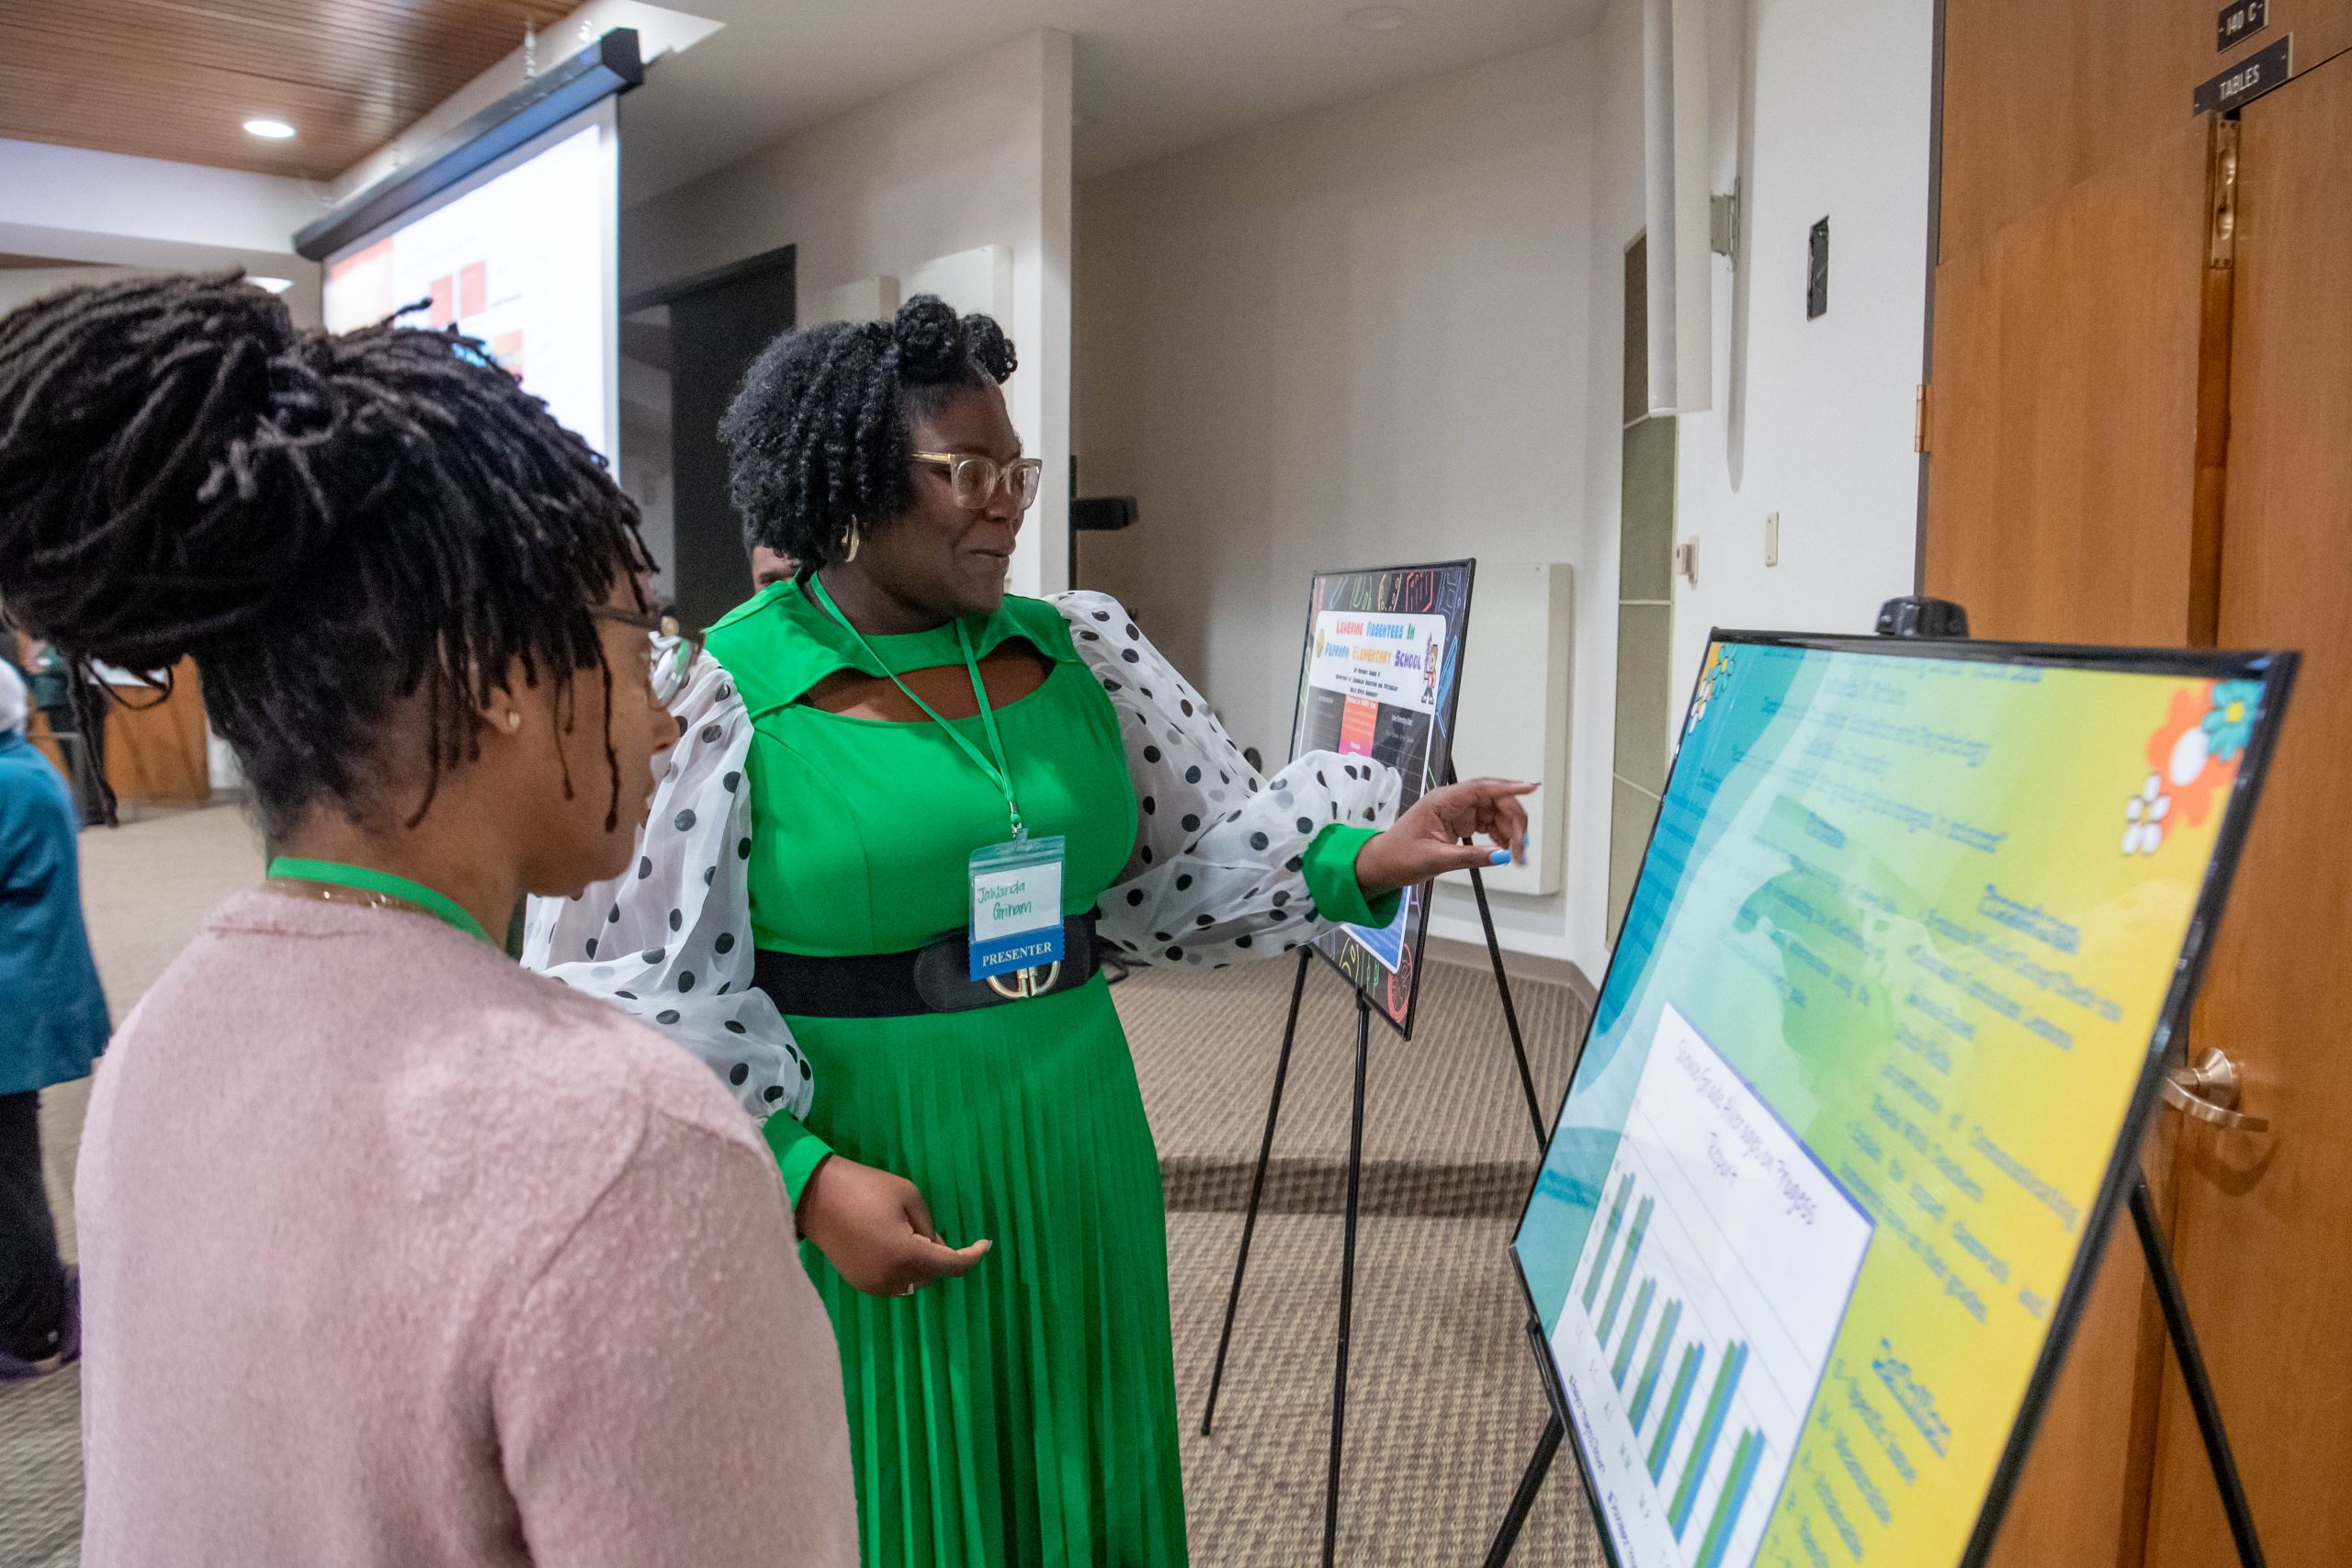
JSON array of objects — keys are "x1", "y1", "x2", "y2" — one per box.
[{"x1": 968, "y1": 835, "x2": 1067, "y2": 982}]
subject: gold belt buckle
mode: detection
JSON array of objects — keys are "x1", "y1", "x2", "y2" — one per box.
[{"x1": 986, "y1": 961, "x2": 1062, "y2": 1001}]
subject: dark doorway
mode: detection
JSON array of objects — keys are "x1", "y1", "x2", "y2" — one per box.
[{"x1": 621, "y1": 245, "x2": 795, "y2": 631}]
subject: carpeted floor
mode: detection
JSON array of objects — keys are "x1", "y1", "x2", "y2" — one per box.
[
  {"x1": 1, "y1": 805, "x2": 1608, "y2": 1565},
  {"x1": 1168, "y1": 1209, "x2": 1601, "y2": 1564},
  {"x1": 1117, "y1": 953, "x2": 1605, "y2": 1564}
]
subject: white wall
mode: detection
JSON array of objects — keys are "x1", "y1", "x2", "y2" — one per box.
[
  {"x1": 1079, "y1": 0, "x2": 1932, "y2": 976},
  {"x1": 1571, "y1": 0, "x2": 1929, "y2": 974},
  {"x1": 1651, "y1": 0, "x2": 1934, "y2": 705},
  {"x1": 622, "y1": 29, "x2": 1075, "y2": 596},
  {"x1": 0, "y1": 266, "x2": 134, "y2": 318},
  {"x1": 1077, "y1": 40, "x2": 1601, "y2": 963},
  {"x1": 0, "y1": 138, "x2": 322, "y2": 324}
]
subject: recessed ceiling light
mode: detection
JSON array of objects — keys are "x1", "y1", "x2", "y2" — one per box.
[
  {"x1": 1344, "y1": 5, "x2": 1413, "y2": 30},
  {"x1": 246, "y1": 276, "x2": 295, "y2": 295},
  {"x1": 243, "y1": 118, "x2": 297, "y2": 141}
]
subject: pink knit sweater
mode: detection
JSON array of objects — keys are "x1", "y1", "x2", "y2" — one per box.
[{"x1": 75, "y1": 891, "x2": 856, "y2": 1566}]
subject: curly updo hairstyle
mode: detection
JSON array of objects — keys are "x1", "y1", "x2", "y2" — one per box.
[
  {"x1": 719, "y1": 293, "x2": 1016, "y2": 567},
  {"x1": 0, "y1": 273, "x2": 651, "y2": 835}
]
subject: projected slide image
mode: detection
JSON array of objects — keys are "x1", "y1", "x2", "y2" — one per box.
[
  {"x1": 323, "y1": 119, "x2": 609, "y2": 457},
  {"x1": 1554, "y1": 1005, "x2": 1871, "y2": 1568}
]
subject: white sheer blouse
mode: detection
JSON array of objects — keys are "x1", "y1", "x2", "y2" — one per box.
[{"x1": 523, "y1": 591, "x2": 1401, "y2": 1124}]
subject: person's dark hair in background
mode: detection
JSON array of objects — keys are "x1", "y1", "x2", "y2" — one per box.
[
  {"x1": 0, "y1": 275, "x2": 646, "y2": 838},
  {"x1": 749, "y1": 543, "x2": 797, "y2": 592}
]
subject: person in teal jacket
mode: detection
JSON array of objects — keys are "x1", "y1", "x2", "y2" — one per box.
[{"x1": 0, "y1": 660, "x2": 109, "y2": 1378}]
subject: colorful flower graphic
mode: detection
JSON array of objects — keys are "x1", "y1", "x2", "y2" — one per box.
[
  {"x1": 2122, "y1": 681, "x2": 2255, "y2": 856},
  {"x1": 2202, "y1": 680, "x2": 2263, "y2": 762},
  {"x1": 1685, "y1": 646, "x2": 1734, "y2": 738},
  {"x1": 2121, "y1": 773, "x2": 2170, "y2": 855}
]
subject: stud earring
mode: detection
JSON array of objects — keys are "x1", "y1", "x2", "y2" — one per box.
[{"x1": 504, "y1": 711, "x2": 522, "y2": 732}]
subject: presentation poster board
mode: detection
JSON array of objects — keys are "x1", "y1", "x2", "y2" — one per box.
[
  {"x1": 1511, "y1": 632, "x2": 2293, "y2": 1568},
  {"x1": 1285, "y1": 559, "x2": 1474, "y2": 1038}
]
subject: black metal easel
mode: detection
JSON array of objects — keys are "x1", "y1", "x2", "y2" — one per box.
[
  {"x1": 1481, "y1": 598, "x2": 2270, "y2": 1567},
  {"x1": 1198, "y1": 852, "x2": 1550, "y2": 1568},
  {"x1": 1480, "y1": 1175, "x2": 2269, "y2": 1567}
]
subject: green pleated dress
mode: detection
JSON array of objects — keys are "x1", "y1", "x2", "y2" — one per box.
[
  {"x1": 708, "y1": 581, "x2": 1184, "y2": 1568},
  {"x1": 707, "y1": 582, "x2": 1383, "y2": 1568}
]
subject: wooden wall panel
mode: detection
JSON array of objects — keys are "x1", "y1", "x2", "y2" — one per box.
[
  {"x1": 101, "y1": 660, "x2": 209, "y2": 806},
  {"x1": 1925, "y1": 118, "x2": 2211, "y2": 645},
  {"x1": 1938, "y1": 0, "x2": 2222, "y2": 264}
]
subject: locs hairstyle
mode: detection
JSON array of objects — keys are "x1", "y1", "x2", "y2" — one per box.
[
  {"x1": 719, "y1": 293, "x2": 1016, "y2": 568},
  {"x1": 0, "y1": 273, "x2": 650, "y2": 834}
]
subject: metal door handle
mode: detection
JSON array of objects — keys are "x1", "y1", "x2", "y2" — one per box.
[{"x1": 2161, "y1": 1047, "x2": 2269, "y2": 1133}]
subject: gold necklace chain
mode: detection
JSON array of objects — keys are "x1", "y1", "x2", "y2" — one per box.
[{"x1": 263, "y1": 876, "x2": 442, "y2": 927}]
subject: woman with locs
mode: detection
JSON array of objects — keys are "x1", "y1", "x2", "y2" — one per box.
[
  {"x1": 0, "y1": 275, "x2": 855, "y2": 1566},
  {"x1": 529, "y1": 294, "x2": 1532, "y2": 1565}
]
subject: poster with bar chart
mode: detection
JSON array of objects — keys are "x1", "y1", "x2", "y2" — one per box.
[
  {"x1": 1551, "y1": 1004, "x2": 1871, "y2": 1568},
  {"x1": 1513, "y1": 631, "x2": 2293, "y2": 1568}
]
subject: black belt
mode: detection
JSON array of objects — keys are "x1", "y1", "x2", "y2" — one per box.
[{"x1": 752, "y1": 913, "x2": 1100, "y2": 1019}]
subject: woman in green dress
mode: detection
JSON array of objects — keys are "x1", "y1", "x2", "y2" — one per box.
[{"x1": 526, "y1": 297, "x2": 1529, "y2": 1565}]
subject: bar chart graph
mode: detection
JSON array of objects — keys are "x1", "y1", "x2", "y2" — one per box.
[{"x1": 1548, "y1": 1006, "x2": 1874, "y2": 1568}]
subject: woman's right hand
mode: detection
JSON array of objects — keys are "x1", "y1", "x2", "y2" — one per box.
[{"x1": 794, "y1": 1155, "x2": 991, "y2": 1296}]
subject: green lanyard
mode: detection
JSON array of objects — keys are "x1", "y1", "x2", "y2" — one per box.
[
  {"x1": 266, "y1": 857, "x2": 498, "y2": 948},
  {"x1": 806, "y1": 573, "x2": 1025, "y2": 839}
]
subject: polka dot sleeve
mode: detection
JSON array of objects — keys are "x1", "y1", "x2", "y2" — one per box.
[
  {"x1": 1050, "y1": 591, "x2": 1404, "y2": 967},
  {"x1": 522, "y1": 650, "x2": 816, "y2": 1125}
]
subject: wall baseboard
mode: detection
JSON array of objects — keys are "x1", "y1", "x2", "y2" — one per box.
[{"x1": 1420, "y1": 933, "x2": 1598, "y2": 1014}]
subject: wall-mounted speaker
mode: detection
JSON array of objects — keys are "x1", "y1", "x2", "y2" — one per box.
[{"x1": 1070, "y1": 496, "x2": 1137, "y2": 533}]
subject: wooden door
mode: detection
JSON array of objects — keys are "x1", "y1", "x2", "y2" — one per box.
[
  {"x1": 1929, "y1": 6, "x2": 2352, "y2": 1565},
  {"x1": 1926, "y1": 19, "x2": 2222, "y2": 1567},
  {"x1": 1924, "y1": 112, "x2": 2216, "y2": 646},
  {"x1": 2141, "y1": 49, "x2": 2352, "y2": 1567}
]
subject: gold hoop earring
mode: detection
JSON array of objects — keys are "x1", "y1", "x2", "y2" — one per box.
[{"x1": 840, "y1": 518, "x2": 862, "y2": 563}]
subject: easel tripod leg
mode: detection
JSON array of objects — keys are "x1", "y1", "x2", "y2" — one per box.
[
  {"x1": 2131, "y1": 1177, "x2": 2267, "y2": 1568},
  {"x1": 1481, "y1": 1413, "x2": 1565, "y2": 1568},
  {"x1": 1469, "y1": 864, "x2": 1548, "y2": 1151},
  {"x1": 1202, "y1": 947, "x2": 1314, "y2": 1437},
  {"x1": 1322, "y1": 992, "x2": 1373, "y2": 1568}
]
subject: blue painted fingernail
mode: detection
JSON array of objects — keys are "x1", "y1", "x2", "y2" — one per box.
[{"x1": 1489, "y1": 850, "x2": 1511, "y2": 865}]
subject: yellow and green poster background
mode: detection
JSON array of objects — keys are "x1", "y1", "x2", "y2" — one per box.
[{"x1": 1515, "y1": 639, "x2": 2281, "y2": 1568}]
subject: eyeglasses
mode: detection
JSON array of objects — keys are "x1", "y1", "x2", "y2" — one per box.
[
  {"x1": 591, "y1": 603, "x2": 702, "y2": 706},
  {"x1": 912, "y1": 451, "x2": 1044, "y2": 513}
]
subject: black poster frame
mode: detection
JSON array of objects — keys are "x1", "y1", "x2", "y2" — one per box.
[
  {"x1": 1283, "y1": 558, "x2": 1476, "y2": 1043},
  {"x1": 1503, "y1": 628, "x2": 2296, "y2": 1568}
]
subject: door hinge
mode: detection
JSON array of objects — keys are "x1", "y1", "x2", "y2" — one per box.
[
  {"x1": 1916, "y1": 383, "x2": 1931, "y2": 454},
  {"x1": 2209, "y1": 118, "x2": 2242, "y2": 268}
]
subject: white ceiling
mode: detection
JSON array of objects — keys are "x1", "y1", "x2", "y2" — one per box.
[{"x1": 616, "y1": 0, "x2": 1601, "y2": 207}]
